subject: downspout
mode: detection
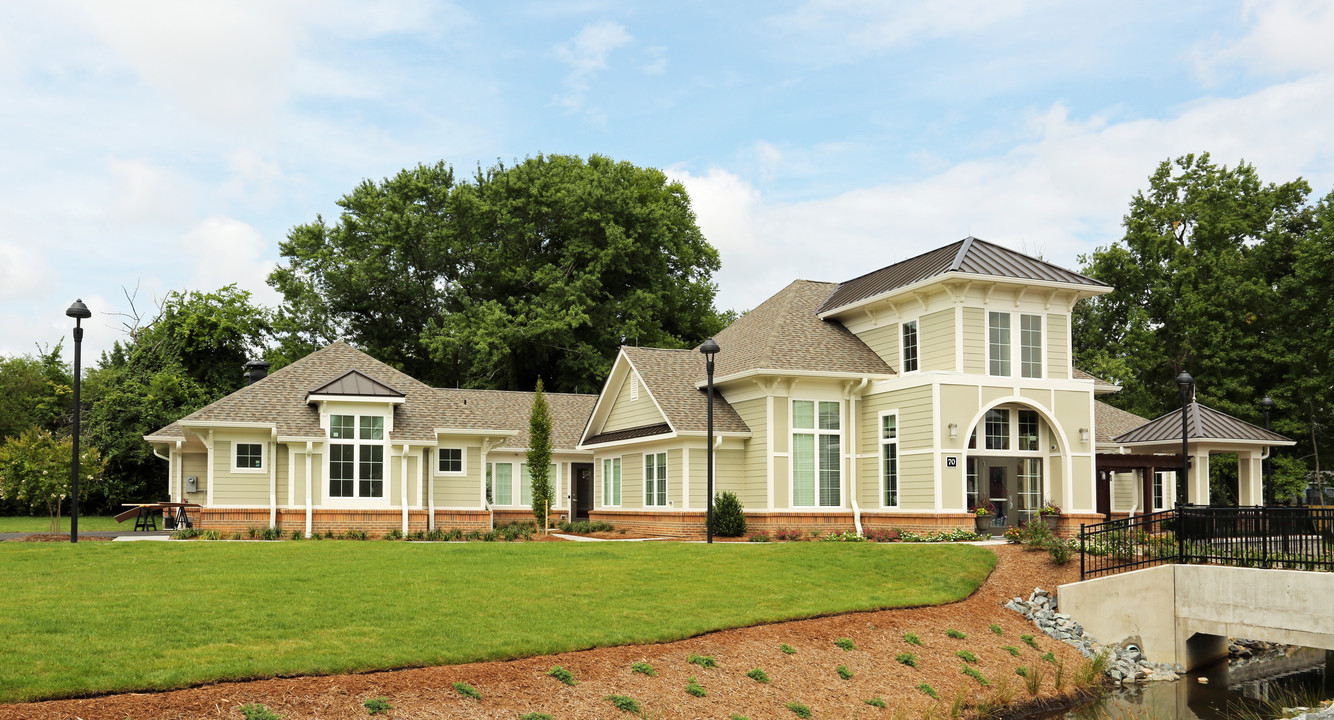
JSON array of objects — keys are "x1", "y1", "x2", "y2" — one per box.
[{"x1": 849, "y1": 378, "x2": 869, "y2": 535}]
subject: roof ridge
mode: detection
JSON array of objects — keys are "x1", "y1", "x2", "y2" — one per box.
[{"x1": 832, "y1": 238, "x2": 967, "y2": 288}]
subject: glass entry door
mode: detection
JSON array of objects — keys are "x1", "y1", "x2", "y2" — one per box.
[{"x1": 1015, "y1": 458, "x2": 1043, "y2": 526}]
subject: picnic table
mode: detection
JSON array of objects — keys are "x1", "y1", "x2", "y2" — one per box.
[{"x1": 115, "y1": 502, "x2": 202, "y2": 531}]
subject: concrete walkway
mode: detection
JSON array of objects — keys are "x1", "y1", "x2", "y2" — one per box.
[
  {"x1": 549, "y1": 533, "x2": 670, "y2": 542},
  {"x1": 0, "y1": 530, "x2": 173, "y2": 541}
]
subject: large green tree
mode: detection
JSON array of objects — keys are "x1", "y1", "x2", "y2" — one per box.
[
  {"x1": 0, "y1": 343, "x2": 73, "y2": 442},
  {"x1": 0, "y1": 427, "x2": 106, "y2": 531},
  {"x1": 269, "y1": 154, "x2": 728, "y2": 392}
]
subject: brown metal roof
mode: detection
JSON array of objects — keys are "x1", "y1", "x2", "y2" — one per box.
[
  {"x1": 620, "y1": 346, "x2": 750, "y2": 435},
  {"x1": 309, "y1": 370, "x2": 404, "y2": 397},
  {"x1": 1094, "y1": 401, "x2": 1151, "y2": 443},
  {"x1": 711, "y1": 279, "x2": 894, "y2": 378},
  {"x1": 1113, "y1": 402, "x2": 1293, "y2": 445},
  {"x1": 817, "y1": 237, "x2": 1109, "y2": 315},
  {"x1": 583, "y1": 423, "x2": 673, "y2": 447}
]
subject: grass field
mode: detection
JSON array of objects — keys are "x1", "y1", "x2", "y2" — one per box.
[
  {"x1": 0, "y1": 515, "x2": 123, "y2": 533},
  {"x1": 0, "y1": 540, "x2": 996, "y2": 703}
]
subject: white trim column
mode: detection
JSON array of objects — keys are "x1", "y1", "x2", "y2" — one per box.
[
  {"x1": 304, "y1": 441, "x2": 314, "y2": 538},
  {"x1": 401, "y1": 444, "x2": 410, "y2": 534},
  {"x1": 269, "y1": 435, "x2": 278, "y2": 528}
]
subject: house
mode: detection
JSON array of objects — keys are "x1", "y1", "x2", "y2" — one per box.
[{"x1": 145, "y1": 237, "x2": 1292, "y2": 536}]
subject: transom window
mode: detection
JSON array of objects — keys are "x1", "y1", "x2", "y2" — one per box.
[
  {"x1": 984, "y1": 409, "x2": 1009, "y2": 450},
  {"x1": 988, "y1": 312, "x2": 1010, "y2": 376},
  {"x1": 602, "y1": 457, "x2": 622, "y2": 506},
  {"x1": 438, "y1": 447, "x2": 463, "y2": 474},
  {"x1": 1020, "y1": 314, "x2": 1043, "y2": 378},
  {"x1": 235, "y1": 443, "x2": 263, "y2": 470},
  {"x1": 880, "y1": 413, "x2": 898, "y2": 507},
  {"x1": 901, "y1": 321, "x2": 919, "y2": 372},
  {"x1": 793, "y1": 399, "x2": 841, "y2": 507},
  {"x1": 644, "y1": 452, "x2": 667, "y2": 506},
  {"x1": 329, "y1": 413, "x2": 385, "y2": 499}
]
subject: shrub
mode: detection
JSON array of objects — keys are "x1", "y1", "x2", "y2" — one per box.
[
  {"x1": 731, "y1": 716, "x2": 751, "y2": 720},
  {"x1": 747, "y1": 668, "x2": 770, "y2": 684},
  {"x1": 1048, "y1": 539, "x2": 1072, "y2": 564},
  {"x1": 989, "y1": 624, "x2": 1003, "y2": 635},
  {"x1": 171, "y1": 527, "x2": 200, "y2": 539},
  {"x1": 452, "y1": 681, "x2": 480, "y2": 699},
  {"x1": 239, "y1": 704, "x2": 283, "y2": 720},
  {"x1": 558, "y1": 520, "x2": 614, "y2": 533},
  {"x1": 864, "y1": 528, "x2": 899, "y2": 542},
  {"x1": 547, "y1": 665, "x2": 576, "y2": 686},
  {"x1": 821, "y1": 529, "x2": 866, "y2": 542},
  {"x1": 343, "y1": 529, "x2": 368, "y2": 541},
  {"x1": 963, "y1": 664, "x2": 990, "y2": 686},
  {"x1": 605, "y1": 695, "x2": 641, "y2": 714},
  {"x1": 836, "y1": 664, "x2": 854, "y2": 680},
  {"x1": 865, "y1": 698, "x2": 887, "y2": 708},
  {"x1": 957, "y1": 650, "x2": 979, "y2": 664},
  {"x1": 688, "y1": 654, "x2": 717, "y2": 668},
  {"x1": 904, "y1": 632, "x2": 923, "y2": 646},
  {"x1": 520, "y1": 714, "x2": 553, "y2": 720},
  {"x1": 288, "y1": 530, "x2": 302, "y2": 540},
  {"x1": 946, "y1": 629, "x2": 967, "y2": 639},
  {"x1": 1020, "y1": 665, "x2": 1042, "y2": 695},
  {"x1": 363, "y1": 697, "x2": 391, "y2": 715},
  {"x1": 1003, "y1": 525, "x2": 1024, "y2": 543},
  {"x1": 1041, "y1": 651, "x2": 1056, "y2": 664},
  {"x1": 383, "y1": 528, "x2": 403, "y2": 540},
  {"x1": 918, "y1": 683, "x2": 938, "y2": 699},
  {"x1": 772, "y1": 527, "x2": 805, "y2": 541},
  {"x1": 780, "y1": 643, "x2": 797, "y2": 654},
  {"x1": 1021, "y1": 634, "x2": 1038, "y2": 649},
  {"x1": 1003, "y1": 645, "x2": 1021, "y2": 656},
  {"x1": 630, "y1": 661, "x2": 657, "y2": 676},
  {"x1": 749, "y1": 532, "x2": 770, "y2": 542},
  {"x1": 896, "y1": 652, "x2": 918, "y2": 667},
  {"x1": 686, "y1": 677, "x2": 707, "y2": 697},
  {"x1": 714, "y1": 491, "x2": 747, "y2": 536},
  {"x1": 785, "y1": 702, "x2": 812, "y2": 719},
  {"x1": 835, "y1": 637, "x2": 856, "y2": 651}
]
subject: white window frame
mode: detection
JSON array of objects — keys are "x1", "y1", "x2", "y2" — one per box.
[
  {"x1": 791, "y1": 398, "x2": 843, "y2": 508},
  {"x1": 878, "y1": 410, "x2": 899, "y2": 508},
  {"x1": 489, "y1": 461, "x2": 515, "y2": 506},
  {"x1": 984, "y1": 408, "x2": 1010, "y2": 451},
  {"x1": 1153, "y1": 471, "x2": 1168, "y2": 511},
  {"x1": 231, "y1": 441, "x2": 266, "y2": 474},
  {"x1": 601, "y1": 456, "x2": 622, "y2": 507},
  {"x1": 518, "y1": 462, "x2": 559, "y2": 509},
  {"x1": 436, "y1": 447, "x2": 466, "y2": 476},
  {"x1": 643, "y1": 452, "x2": 667, "y2": 507},
  {"x1": 1020, "y1": 313, "x2": 1043, "y2": 379},
  {"x1": 325, "y1": 412, "x2": 390, "y2": 504},
  {"x1": 901, "y1": 320, "x2": 919, "y2": 373}
]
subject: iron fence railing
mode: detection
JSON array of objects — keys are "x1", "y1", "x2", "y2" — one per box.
[{"x1": 1080, "y1": 505, "x2": 1334, "y2": 581}]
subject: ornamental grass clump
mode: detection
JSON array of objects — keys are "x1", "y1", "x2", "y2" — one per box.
[
  {"x1": 547, "y1": 665, "x2": 576, "y2": 686},
  {"x1": 835, "y1": 637, "x2": 857, "y2": 651},
  {"x1": 836, "y1": 664, "x2": 854, "y2": 680},
  {"x1": 688, "y1": 654, "x2": 717, "y2": 669},
  {"x1": 605, "y1": 695, "x2": 641, "y2": 714},
  {"x1": 946, "y1": 629, "x2": 967, "y2": 640},
  {"x1": 630, "y1": 661, "x2": 657, "y2": 677},
  {"x1": 896, "y1": 652, "x2": 919, "y2": 667},
  {"x1": 746, "y1": 668, "x2": 770, "y2": 684},
  {"x1": 785, "y1": 701, "x2": 812, "y2": 718},
  {"x1": 452, "y1": 681, "x2": 481, "y2": 699},
  {"x1": 686, "y1": 677, "x2": 707, "y2": 697}
]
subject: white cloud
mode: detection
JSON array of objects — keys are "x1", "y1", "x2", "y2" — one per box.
[
  {"x1": 1204, "y1": 0, "x2": 1334, "y2": 77},
  {"x1": 552, "y1": 20, "x2": 633, "y2": 116},
  {"x1": 179, "y1": 217, "x2": 281, "y2": 306},
  {"x1": 0, "y1": 241, "x2": 51, "y2": 301},
  {"x1": 106, "y1": 158, "x2": 198, "y2": 225}
]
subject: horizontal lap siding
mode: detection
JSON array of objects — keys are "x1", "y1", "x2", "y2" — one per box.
[
  {"x1": 275, "y1": 445, "x2": 289, "y2": 506},
  {"x1": 212, "y1": 440, "x2": 270, "y2": 505},
  {"x1": 856, "y1": 324, "x2": 898, "y2": 369},
  {"x1": 899, "y1": 452, "x2": 936, "y2": 509},
  {"x1": 437, "y1": 442, "x2": 483, "y2": 507},
  {"x1": 896, "y1": 386, "x2": 934, "y2": 451},
  {"x1": 602, "y1": 372, "x2": 666, "y2": 433},
  {"x1": 183, "y1": 452, "x2": 208, "y2": 505},
  {"x1": 920, "y1": 309, "x2": 956, "y2": 372},
  {"x1": 1047, "y1": 313, "x2": 1069, "y2": 379},
  {"x1": 729, "y1": 396, "x2": 768, "y2": 509},
  {"x1": 962, "y1": 308, "x2": 985, "y2": 374}
]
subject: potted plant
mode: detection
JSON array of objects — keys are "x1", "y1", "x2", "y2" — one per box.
[
  {"x1": 1037, "y1": 503, "x2": 1061, "y2": 530},
  {"x1": 970, "y1": 502, "x2": 996, "y2": 534}
]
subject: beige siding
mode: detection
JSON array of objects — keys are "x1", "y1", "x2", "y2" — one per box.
[
  {"x1": 920, "y1": 309, "x2": 956, "y2": 372},
  {"x1": 1113, "y1": 470, "x2": 1137, "y2": 512},
  {"x1": 899, "y1": 453, "x2": 935, "y2": 509},
  {"x1": 688, "y1": 446, "x2": 707, "y2": 508},
  {"x1": 962, "y1": 307, "x2": 985, "y2": 374},
  {"x1": 182, "y1": 452, "x2": 208, "y2": 505},
  {"x1": 435, "y1": 441, "x2": 484, "y2": 508},
  {"x1": 729, "y1": 396, "x2": 768, "y2": 509},
  {"x1": 714, "y1": 448, "x2": 745, "y2": 502},
  {"x1": 856, "y1": 323, "x2": 899, "y2": 370},
  {"x1": 212, "y1": 440, "x2": 270, "y2": 505},
  {"x1": 668, "y1": 448, "x2": 684, "y2": 507},
  {"x1": 602, "y1": 372, "x2": 666, "y2": 433},
  {"x1": 1048, "y1": 313, "x2": 1069, "y2": 379},
  {"x1": 275, "y1": 445, "x2": 289, "y2": 506},
  {"x1": 896, "y1": 385, "x2": 934, "y2": 451}
]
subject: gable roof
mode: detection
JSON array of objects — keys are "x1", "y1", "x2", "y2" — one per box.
[
  {"x1": 1113, "y1": 402, "x2": 1293, "y2": 445},
  {"x1": 1094, "y1": 401, "x2": 1151, "y2": 444},
  {"x1": 817, "y1": 237, "x2": 1109, "y2": 315},
  {"x1": 710, "y1": 279, "x2": 894, "y2": 380},
  {"x1": 309, "y1": 370, "x2": 404, "y2": 398}
]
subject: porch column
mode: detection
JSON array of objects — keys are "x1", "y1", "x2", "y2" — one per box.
[
  {"x1": 401, "y1": 444, "x2": 410, "y2": 534},
  {"x1": 1188, "y1": 450, "x2": 1211, "y2": 505},
  {"x1": 1237, "y1": 451, "x2": 1263, "y2": 506},
  {"x1": 304, "y1": 442, "x2": 313, "y2": 538}
]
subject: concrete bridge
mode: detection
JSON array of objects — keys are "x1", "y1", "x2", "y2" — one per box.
[{"x1": 1060, "y1": 564, "x2": 1334, "y2": 670}]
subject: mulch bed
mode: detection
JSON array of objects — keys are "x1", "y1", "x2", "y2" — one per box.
[
  {"x1": 1, "y1": 545, "x2": 1085, "y2": 720},
  {"x1": 4, "y1": 533, "x2": 113, "y2": 542}
]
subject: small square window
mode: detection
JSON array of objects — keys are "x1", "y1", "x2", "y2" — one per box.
[
  {"x1": 236, "y1": 443, "x2": 263, "y2": 470},
  {"x1": 439, "y1": 448, "x2": 463, "y2": 474},
  {"x1": 360, "y1": 416, "x2": 384, "y2": 440}
]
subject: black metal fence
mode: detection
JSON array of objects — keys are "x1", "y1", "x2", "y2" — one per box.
[{"x1": 1080, "y1": 505, "x2": 1334, "y2": 581}]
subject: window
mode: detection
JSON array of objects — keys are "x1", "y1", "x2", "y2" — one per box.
[
  {"x1": 880, "y1": 413, "x2": 898, "y2": 507},
  {"x1": 901, "y1": 321, "x2": 919, "y2": 372},
  {"x1": 490, "y1": 462, "x2": 513, "y2": 505},
  {"x1": 1017, "y1": 458, "x2": 1043, "y2": 524},
  {"x1": 519, "y1": 463, "x2": 558, "y2": 507},
  {"x1": 793, "y1": 400, "x2": 841, "y2": 507},
  {"x1": 1017, "y1": 410, "x2": 1040, "y2": 452},
  {"x1": 989, "y1": 312, "x2": 1010, "y2": 376},
  {"x1": 438, "y1": 447, "x2": 463, "y2": 474},
  {"x1": 966, "y1": 458, "x2": 979, "y2": 509},
  {"x1": 1153, "y1": 471, "x2": 1166, "y2": 510},
  {"x1": 602, "y1": 457, "x2": 622, "y2": 506},
  {"x1": 644, "y1": 452, "x2": 667, "y2": 506},
  {"x1": 329, "y1": 413, "x2": 385, "y2": 499},
  {"x1": 985, "y1": 409, "x2": 1009, "y2": 450},
  {"x1": 235, "y1": 443, "x2": 263, "y2": 471},
  {"x1": 1020, "y1": 314, "x2": 1042, "y2": 378}
]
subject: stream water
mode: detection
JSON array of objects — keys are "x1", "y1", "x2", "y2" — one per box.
[{"x1": 1061, "y1": 647, "x2": 1333, "y2": 720}]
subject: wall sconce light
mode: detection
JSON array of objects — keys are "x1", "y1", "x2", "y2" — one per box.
[
  {"x1": 1079, "y1": 427, "x2": 1090, "y2": 443},
  {"x1": 948, "y1": 423, "x2": 958, "y2": 439}
]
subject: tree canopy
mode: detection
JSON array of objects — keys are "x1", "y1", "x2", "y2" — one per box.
[{"x1": 269, "y1": 154, "x2": 729, "y2": 392}]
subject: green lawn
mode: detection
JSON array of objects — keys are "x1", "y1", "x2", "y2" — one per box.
[
  {"x1": 0, "y1": 515, "x2": 124, "y2": 533},
  {"x1": 0, "y1": 541, "x2": 996, "y2": 703}
]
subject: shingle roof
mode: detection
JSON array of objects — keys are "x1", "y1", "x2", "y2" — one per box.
[
  {"x1": 709, "y1": 280, "x2": 894, "y2": 378},
  {"x1": 620, "y1": 346, "x2": 750, "y2": 435},
  {"x1": 146, "y1": 342, "x2": 596, "y2": 450},
  {"x1": 1094, "y1": 401, "x2": 1151, "y2": 444},
  {"x1": 1113, "y1": 402, "x2": 1293, "y2": 445},
  {"x1": 1074, "y1": 367, "x2": 1120, "y2": 393},
  {"x1": 817, "y1": 237, "x2": 1109, "y2": 315}
]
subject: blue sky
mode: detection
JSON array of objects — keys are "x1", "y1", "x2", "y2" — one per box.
[{"x1": 3, "y1": 1, "x2": 1333, "y2": 362}]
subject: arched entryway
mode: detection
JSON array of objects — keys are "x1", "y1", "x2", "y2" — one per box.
[{"x1": 962, "y1": 398, "x2": 1073, "y2": 533}]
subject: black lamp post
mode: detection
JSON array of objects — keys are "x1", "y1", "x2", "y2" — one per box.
[
  {"x1": 700, "y1": 337, "x2": 720, "y2": 544},
  {"x1": 65, "y1": 299, "x2": 92, "y2": 543},
  {"x1": 1260, "y1": 395, "x2": 1276, "y2": 506},
  {"x1": 1176, "y1": 371, "x2": 1194, "y2": 507}
]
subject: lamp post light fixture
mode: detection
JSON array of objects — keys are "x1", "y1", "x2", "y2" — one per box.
[
  {"x1": 65, "y1": 299, "x2": 92, "y2": 543},
  {"x1": 699, "y1": 337, "x2": 720, "y2": 544},
  {"x1": 1176, "y1": 371, "x2": 1195, "y2": 507},
  {"x1": 1260, "y1": 395, "x2": 1276, "y2": 506}
]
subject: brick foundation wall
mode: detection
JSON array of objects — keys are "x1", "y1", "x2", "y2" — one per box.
[
  {"x1": 588, "y1": 510, "x2": 979, "y2": 538},
  {"x1": 861, "y1": 512, "x2": 975, "y2": 533},
  {"x1": 198, "y1": 508, "x2": 495, "y2": 536}
]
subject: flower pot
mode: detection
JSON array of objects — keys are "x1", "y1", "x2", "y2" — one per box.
[{"x1": 974, "y1": 515, "x2": 991, "y2": 534}]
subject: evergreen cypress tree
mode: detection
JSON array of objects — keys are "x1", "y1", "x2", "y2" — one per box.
[{"x1": 527, "y1": 379, "x2": 554, "y2": 530}]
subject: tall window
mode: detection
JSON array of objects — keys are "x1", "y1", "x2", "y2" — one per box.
[
  {"x1": 1017, "y1": 410, "x2": 1040, "y2": 451},
  {"x1": 518, "y1": 463, "x2": 558, "y2": 506},
  {"x1": 438, "y1": 447, "x2": 463, "y2": 474},
  {"x1": 644, "y1": 452, "x2": 667, "y2": 506},
  {"x1": 984, "y1": 409, "x2": 1009, "y2": 450},
  {"x1": 490, "y1": 462, "x2": 513, "y2": 505},
  {"x1": 1153, "y1": 471, "x2": 1166, "y2": 510},
  {"x1": 602, "y1": 457, "x2": 622, "y2": 506},
  {"x1": 966, "y1": 457, "x2": 979, "y2": 509},
  {"x1": 901, "y1": 320, "x2": 919, "y2": 372},
  {"x1": 880, "y1": 413, "x2": 898, "y2": 507},
  {"x1": 329, "y1": 414, "x2": 384, "y2": 499},
  {"x1": 988, "y1": 311, "x2": 1010, "y2": 376},
  {"x1": 1017, "y1": 458, "x2": 1043, "y2": 524},
  {"x1": 793, "y1": 400, "x2": 841, "y2": 507},
  {"x1": 1020, "y1": 314, "x2": 1043, "y2": 378}
]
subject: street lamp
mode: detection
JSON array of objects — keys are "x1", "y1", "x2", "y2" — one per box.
[
  {"x1": 1176, "y1": 371, "x2": 1194, "y2": 507},
  {"x1": 700, "y1": 337, "x2": 720, "y2": 544},
  {"x1": 1260, "y1": 395, "x2": 1276, "y2": 506},
  {"x1": 65, "y1": 299, "x2": 92, "y2": 544}
]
